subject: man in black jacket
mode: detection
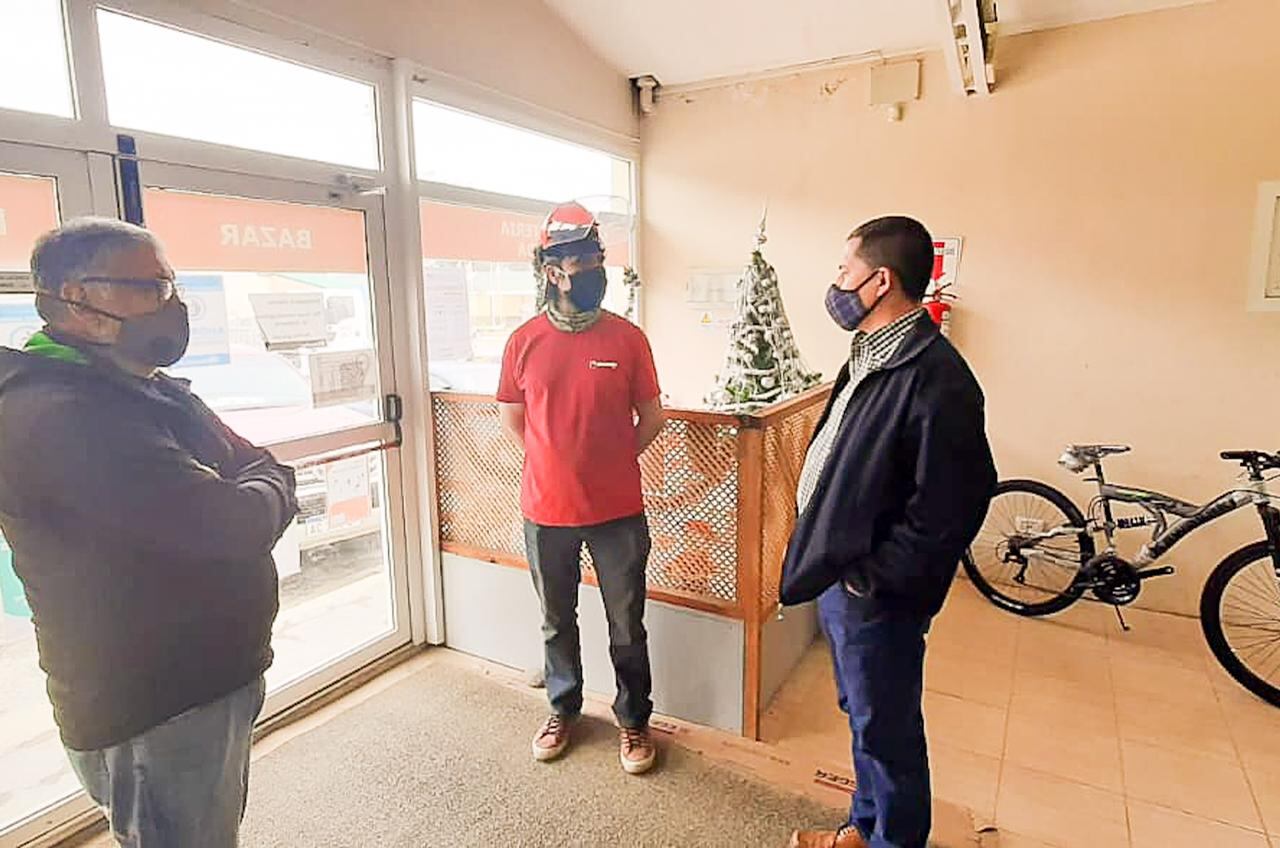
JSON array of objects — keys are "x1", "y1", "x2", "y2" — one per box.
[
  {"x1": 0, "y1": 218, "x2": 297, "y2": 847},
  {"x1": 784, "y1": 217, "x2": 996, "y2": 848}
]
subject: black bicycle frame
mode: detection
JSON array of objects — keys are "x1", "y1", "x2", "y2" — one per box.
[{"x1": 1261, "y1": 503, "x2": 1280, "y2": 572}]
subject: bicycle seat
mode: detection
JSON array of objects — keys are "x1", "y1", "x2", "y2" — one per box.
[{"x1": 1060, "y1": 444, "x2": 1132, "y2": 472}]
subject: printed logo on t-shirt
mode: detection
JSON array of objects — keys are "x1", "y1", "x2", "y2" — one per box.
[{"x1": 589, "y1": 360, "x2": 619, "y2": 369}]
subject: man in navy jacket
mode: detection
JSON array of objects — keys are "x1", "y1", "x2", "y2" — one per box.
[{"x1": 784, "y1": 216, "x2": 996, "y2": 848}]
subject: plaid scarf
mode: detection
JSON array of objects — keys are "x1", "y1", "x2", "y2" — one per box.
[{"x1": 545, "y1": 297, "x2": 603, "y2": 333}]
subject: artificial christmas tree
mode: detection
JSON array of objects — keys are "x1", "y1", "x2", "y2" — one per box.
[{"x1": 707, "y1": 215, "x2": 820, "y2": 411}]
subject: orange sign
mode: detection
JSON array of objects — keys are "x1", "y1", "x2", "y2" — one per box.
[
  {"x1": 144, "y1": 189, "x2": 369, "y2": 274},
  {"x1": 0, "y1": 173, "x2": 60, "y2": 270},
  {"x1": 420, "y1": 200, "x2": 631, "y2": 265}
]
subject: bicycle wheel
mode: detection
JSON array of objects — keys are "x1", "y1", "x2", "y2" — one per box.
[
  {"x1": 1201, "y1": 542, "x2": 1280, "y2": 707},
  {"x1": 962, "y1": 479, "x2": 1094, "y2": 616}
]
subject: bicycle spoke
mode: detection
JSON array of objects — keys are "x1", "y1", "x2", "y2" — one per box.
[
  {"x1": 1241, "y1": 566, "x2": 1280, "y2": 605},
  {"x1": 1227, "y1": 631, "x2": 1280, "y2": 652},
  {"x1": 1223, "y1": 618, "x2": 1280, "y2": 635},
  {"x1": 1243, "y1": 638, "x2": 1280, "y2": 677},
  {"x1": 1259, "y1": 649, "x2": 1280, "y2": 684},
  {"x1": 1223, "y1": 598, "x2": 1280, "y2": 623}
]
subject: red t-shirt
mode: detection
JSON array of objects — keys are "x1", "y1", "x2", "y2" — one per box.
[{"x1": 496, "y1": 312, "x2": 661, "y2": 527}]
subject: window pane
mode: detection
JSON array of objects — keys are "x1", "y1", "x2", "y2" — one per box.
[
  {"x1": 144, "y1": 188, "x2": 383, "y2": 445},
  {"x1": 98, "y1": 11, "x2": 379, "y2": 169},
  {"x1": 0, "y1": 0, "x2": 74, "y2": 118},
  {"x1": 413, "y1": 100, "x2": 631, "y2": 208},
  {"x1": 421, "y1": 200, "x2": 632, "y2": 394},
  {"x1": 268, "y1": 451, "x2": 395, "y2": 691}
]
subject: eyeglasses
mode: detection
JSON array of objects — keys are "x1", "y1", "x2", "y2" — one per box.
[{"x1": 78, "y1": 276, "x2": 176, "y2": 301}]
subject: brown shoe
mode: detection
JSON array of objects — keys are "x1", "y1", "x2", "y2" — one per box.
[
  {"x1": 788, "y1": 825, "x2": 868, "y2": 848},
  {"x1": 531, "y1": 714, "x2": 573, "y2": 762},
  {"x1": 619, "y1": 726, "x2": 656, "y2": 774}
]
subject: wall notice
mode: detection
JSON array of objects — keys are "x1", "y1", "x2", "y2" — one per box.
[
  {"x1": 687, "y1": 268, "x2": 738, "y2": 330},
  {"x1": 325, "y1": 456, "x2": 373, "y2": 527},
  {"x1": 309, "y1": 348, "x2": 377, "y2": 408},
  {"x1": 0, "y1": 303, "x2": 41, "y2": 349},
  {"x1": 249, "y1": 292, "x2": 327, "y2": 348},
  {"x1": 931, "y1": 237, "x2": 963, "y2": 290},
  {"x1": 176, "y1": 275, "x2": 230, "y2": 366},
  {"x1": 1266, "y1": 197, "x2": 1280, "y2": 299},
  {"x1": 424, "y1": 263, "x2": 474, "y2": 361}
]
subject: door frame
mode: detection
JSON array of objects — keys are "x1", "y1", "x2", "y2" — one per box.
[
  {"x1": 0, "y1": 141, "x2": 117, "y2": 848},
  {"x1": 135, "y1": 161, "x2": 417, "y2": 722}
]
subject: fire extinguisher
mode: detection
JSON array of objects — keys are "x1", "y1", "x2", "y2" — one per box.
[{"x1": 924, "y1": 283, "x2": 956, "y2": 337}]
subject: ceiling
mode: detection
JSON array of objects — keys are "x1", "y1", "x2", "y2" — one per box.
[{"x1": 541, "y1": 0, "x2": 1212, "y2": 86}]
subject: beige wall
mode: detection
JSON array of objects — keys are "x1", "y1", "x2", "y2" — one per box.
[
  {"x1": 193, "y1": 0, "x2": 637, "y2": 138},
  {"x1": 639, "y1": 0, "x2": 1280, "y2": 615}
]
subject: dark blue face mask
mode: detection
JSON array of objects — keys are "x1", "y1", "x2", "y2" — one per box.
[
  {"x1": 825, "y1": 270, "x2": 884, "y2": 331},
  {"x1": 565, "y1": 266, "x2": 607, "y2": 311}
]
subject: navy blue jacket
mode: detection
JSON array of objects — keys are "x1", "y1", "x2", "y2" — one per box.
[{"x1": 780, "y1": 313, "x2": 996, "y2": 617}]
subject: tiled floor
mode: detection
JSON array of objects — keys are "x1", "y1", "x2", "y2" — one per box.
[{"x1": 761, "y1": 579, "x2": 1280, "y2": 848}]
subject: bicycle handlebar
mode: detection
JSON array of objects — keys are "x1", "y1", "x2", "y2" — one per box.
[{"x1": 1220, "y1": 450, "x2": 1280, "y2": 469}]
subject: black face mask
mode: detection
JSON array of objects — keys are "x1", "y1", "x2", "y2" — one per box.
[
  {"x1": 565, "y1": 267, "x2": 607, "y2": 311},
  {"x1": 45, "y1": 294, "x2": 191, "y2": 367}
]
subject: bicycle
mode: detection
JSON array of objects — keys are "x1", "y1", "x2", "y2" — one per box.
[{"x1": 962, "y1": 444, "x2": 1280, "y2": 706}]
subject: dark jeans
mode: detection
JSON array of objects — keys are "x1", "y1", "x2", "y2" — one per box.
[
  {"x1": 819, "y1": 583, "x2": 932, "y2": 848},
  {"x1": 524, "y1": 514, "x2": 653, "y2": 729}
]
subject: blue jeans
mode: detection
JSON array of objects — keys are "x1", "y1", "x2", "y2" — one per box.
[
  {"x1": 819, "y1": 584, "x2": 932, "y2": 848},
  {"x1": 524, "y1": 514, "x2": 653, "y2": 728},
  {"x1": 65, "y1": 677, "x2": 266, "y2": 848}
]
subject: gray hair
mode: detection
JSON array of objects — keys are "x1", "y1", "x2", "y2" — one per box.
[{"x1": 30, "y1": 217, "x2": 160, "y2": 322}]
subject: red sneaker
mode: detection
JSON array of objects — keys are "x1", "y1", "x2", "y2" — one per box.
[{"x1": 531, "y1": 714, "x2": 572, "y2": 762}]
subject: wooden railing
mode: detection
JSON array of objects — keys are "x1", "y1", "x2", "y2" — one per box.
[{"x1": 430, "y1": 384, "x2": 832, "y2": 735}]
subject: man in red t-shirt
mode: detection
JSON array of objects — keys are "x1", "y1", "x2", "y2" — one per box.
[{"x1": 497, "y1": 202, "x2": 665, "y2": 775}]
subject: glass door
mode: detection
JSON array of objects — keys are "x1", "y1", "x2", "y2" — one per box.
[
  {"x1": 136, "y1": 163, "x2": 414, "y2": 722},
  {"x1": 0, "y1": 142, "x2": 108, "y2": 847}
]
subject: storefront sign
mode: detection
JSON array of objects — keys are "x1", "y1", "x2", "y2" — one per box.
[
  {"x1": 144, "y1": 189, "x2": 368, "y2": 274},
  {"x1": 309, "y1": 348, "x2": 377, "y2": 408}
]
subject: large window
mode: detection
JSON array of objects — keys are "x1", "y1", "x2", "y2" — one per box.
[
  {"x1": 0, "y1": 0, "x2": 74, "y2": 119},
  {"x1": 97, "y1": 10, "x2": 380, "y2": 169},
  {"x1": 414, "y1": 101, "x2": 635, "y2": 394},
  {"x1": 413, "y1": 101, "x2": 628, "y2": 209}
]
